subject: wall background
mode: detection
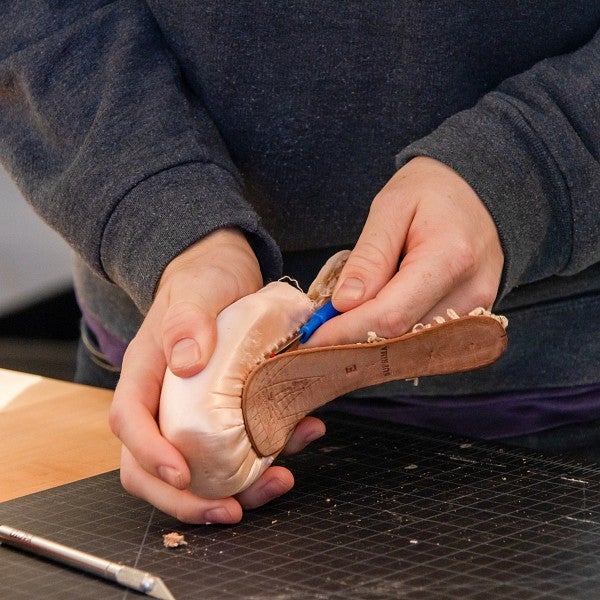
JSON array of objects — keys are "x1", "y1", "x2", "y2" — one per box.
[
  {"x1": 0, "y1": 167, "x2": 74, "y2": 316},
  {"x1": 0, "y1": 167, "x2": 79, "y2": 380}
]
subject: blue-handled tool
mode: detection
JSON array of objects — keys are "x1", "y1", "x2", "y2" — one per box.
[
  {"x1": 275, "y1": 300, "x2": 340, "y2": 354},
  {"x1": 298, "y1": 300, "x2": 340, "y2": 342}
]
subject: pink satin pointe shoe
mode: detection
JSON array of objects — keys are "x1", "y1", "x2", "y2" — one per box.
[{"x1": 159, "y1": 251, "x2": 507, "y2": 499}]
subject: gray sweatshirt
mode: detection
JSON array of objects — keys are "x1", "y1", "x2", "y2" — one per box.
[{"x1": 1, "y1": 2, "x2": 599, "y2": 404}]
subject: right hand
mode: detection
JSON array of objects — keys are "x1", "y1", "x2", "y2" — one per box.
[
  {"x1": 308, "y1": 157, "x2": 504, "y2": 347},
  {"x1": 109, "y1": 228, "x2": 325, "y2": 523}
]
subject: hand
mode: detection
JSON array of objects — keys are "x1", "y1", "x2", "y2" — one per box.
[
  {"x1": 117, "y1": 416, "x2": 325, "y2": 524},
  {"x1": 308, "y1": 157, "x2": 504, "y2": 346},
  {"x1": 109, "y1": 227, "x2": 325, "y2": 523}
]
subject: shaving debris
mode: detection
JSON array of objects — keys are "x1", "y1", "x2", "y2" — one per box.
[{"x1": 162, "y1": 532, "x2": 188, "y2": 548}]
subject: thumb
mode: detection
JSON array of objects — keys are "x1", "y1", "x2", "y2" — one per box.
[
  {"x1": 157, "y1": 229, "x2": 264, "y2": 379},
  {"x1": 161, "y1": 299, "x2": 217, "y2": 378},
  {"x1": 332, "y1": 194, "x2": 409, "y2": 312}
]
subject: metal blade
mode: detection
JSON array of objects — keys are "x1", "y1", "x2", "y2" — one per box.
[
  {"x1": 274, "y1": 332, "x2": 301, "y2": 355},
  {"x1": 146, "y1": 576, "x2": 177, "y2": 600}
]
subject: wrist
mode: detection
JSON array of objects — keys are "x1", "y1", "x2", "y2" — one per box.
[{"x1": 158, "y1": 228, "x2": 262, "y2": 297}]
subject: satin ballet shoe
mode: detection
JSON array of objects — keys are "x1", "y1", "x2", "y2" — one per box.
[
  {"x1": 159, "y1": 280, "x2": 315, "y2": 499},
  {"x1": 159, "y1": 251, "x2": 350, "y2": 499}
]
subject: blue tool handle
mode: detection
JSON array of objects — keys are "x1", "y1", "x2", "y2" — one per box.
[{"x1": 298, "y1": 300, "x2": 340, "y2": 343}]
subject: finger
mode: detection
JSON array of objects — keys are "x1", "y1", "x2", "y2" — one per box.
[
  {"x1": 162, "y1": 263, "x2": 262, "y2": 377},
  {"x1": 161, "y1": 300, "x2": 217, "y2": 377},
  {"x1": 415, "y1": 277, "x2": 498, "y2": 327},
  {"x1": 236, "y1": 419, "x2": 325, "y2": 510},
  {"x1": 120, "y1": 447, "x2": 243, "y2": 524},
  {"x1": 160, "y1": 229, "x2": 263, "y2": 378},
  {"x1": 235, "y1": 466, "x2": 294, "y2": 510},
  {"x1": 386, "y1": 231, "x2": 500, "y2": 327},
  {"x1": 332, "y1": 192, "x2": 414, "y2": 313},
  {"x1": 109, "y1": 336, "x2": 191, "y2": 490},
  {"x1": 281, "y1": 416, "x2": 326, "y2": 455},
  {"x1": 310, "y1": 244, "x2": 459, "y2": 346}
]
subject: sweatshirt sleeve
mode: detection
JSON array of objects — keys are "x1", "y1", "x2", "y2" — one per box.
[
  {"x1": 0, "y1": 0, "x2": 281, "y2": 314},
  {"x1": 396, "y1": 27, "x2": 600, "y2": 301}
]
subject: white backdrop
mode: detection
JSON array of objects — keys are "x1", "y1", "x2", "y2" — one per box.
[{"x1": 0, "y1": 168, "x2": 73, "y2": 316}]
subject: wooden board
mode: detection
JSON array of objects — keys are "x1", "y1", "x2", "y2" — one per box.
[{"x1": 0, "y1": 369, "x2": 120, "y2": 500}]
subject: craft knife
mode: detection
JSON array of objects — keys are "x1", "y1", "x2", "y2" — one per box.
[
  {"x1": 0, "y1": 524, "x2": 176, "y2": 599},
  {"x1": 275, "y1": 300, "x2": 340, "y2": 354}
]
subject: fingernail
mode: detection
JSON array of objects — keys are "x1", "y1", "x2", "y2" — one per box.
[
  {"x1": 205, "y1": 508, "x2": 233, "y2": 523},
  {"x1": 170, "y1": 338, "x2": 201, "y2": 370},
  {"x1": 335, "y1": 277, "x2": 365, "y2": 302},
  {"x1": 158, "y1": 465, "x2": 183, "y2": 489}
]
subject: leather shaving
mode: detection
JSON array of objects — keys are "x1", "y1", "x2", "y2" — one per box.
[
  {"x1": 307, "y1": 250, "x2": 351, "y2": 305},
  {"x1": 162, "y1": 532, "x2": 188, "y2": 548}
]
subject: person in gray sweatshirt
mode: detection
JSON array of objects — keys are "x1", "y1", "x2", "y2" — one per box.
[{"x1": 1, "y1": 2, "x2": 599, "y2": 522}]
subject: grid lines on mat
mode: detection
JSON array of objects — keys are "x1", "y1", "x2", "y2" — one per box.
[{"x1": 2, "y1": 412, "x2": 600, "y2": 599}]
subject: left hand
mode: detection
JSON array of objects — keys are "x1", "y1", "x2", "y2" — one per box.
[
  {"x1": 307, "y1": 156, "x2": 504, "y2": 346},
  {"x1": 109, "y1": 228, "x2": 325, "y2": 523},
  {"x1": 117, "y1": 415, "x2": 325, "y2": 524}
]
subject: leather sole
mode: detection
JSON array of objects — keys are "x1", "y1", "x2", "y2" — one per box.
[{"x1": 242, "y1": 314, "x2": 507, "y2": 457}]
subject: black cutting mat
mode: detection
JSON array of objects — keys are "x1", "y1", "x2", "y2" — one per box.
[{"x1": 2, "y1": 412, "x2": 600, "y2": 600}]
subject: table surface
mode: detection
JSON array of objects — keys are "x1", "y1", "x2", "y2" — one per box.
[
  {"x1": 4, "y1": 368, "x2": 600, "y2": 599},
  {"x1": 0, "y1": 368, "x2": 120, "y2": 501},
  {"x1": 3, "y1": 412, "x2": 600, "y2": 599}
]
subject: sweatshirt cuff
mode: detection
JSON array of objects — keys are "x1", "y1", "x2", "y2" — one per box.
[
  {"x1": 100, "y1": 161, "x2": 282, "y2": 313},
  {"x1": 396, "y1": 93, "x2": 571, "y2": 302}
]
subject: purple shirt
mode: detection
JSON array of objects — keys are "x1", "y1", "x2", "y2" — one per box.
[{"x1": 329, "y1": 385, "x2": 600, "y2": 440}]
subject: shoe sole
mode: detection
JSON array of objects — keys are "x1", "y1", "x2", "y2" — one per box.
[{"x1": 242, "y1": 315, "x2": 507, "y2": 456}]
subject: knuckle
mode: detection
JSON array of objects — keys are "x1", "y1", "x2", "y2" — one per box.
[
  {"x1": 108, "y1": 403, "x2": 123, "y2": 438},
  {"x1": 165, "y1": 300, "x2": 201, "y2": 325},
  {"x1": 119, "y1": 467, "x2": 136, "y2": 495},
  {"x1": 376, "y1": 307, "x2": 411, "y2": 337},
  {"x1": 174, "y1": 506, "x2": 195, "y2": 524},
  {"x1": 348, "y1": 240, "x2": 392, "y2": 276},
  {"x1": 470, "y1": 288, "x2": 496, "y2": 310},
  {"x1": 436, "y1": 239, "x2": 477, "y2": 292},
  {"x1": 371, "y1": 189, "x2": 398, "y2": 214},
  {"x1": 447, "y1": 239, "x2": 477, "y2": 278},
  {"x1": 161, "y1": 301, "x2": 205, "y2": 340},
  {"x1": 194, "y1": 262, "x2": 257, "y2": 304}
]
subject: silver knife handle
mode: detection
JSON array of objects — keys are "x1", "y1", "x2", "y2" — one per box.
[
  {"x1": 0, "y1": 525, "x2": 154, "y2": 591},
  {"x1": 0, "y1": 524, "x2": 172, "y2": 598},
  {"x1": 0, "y1": 525, "x2": 115, "y2": 578}
]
